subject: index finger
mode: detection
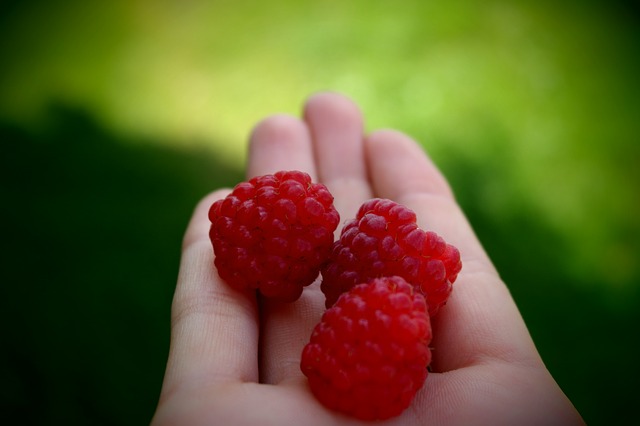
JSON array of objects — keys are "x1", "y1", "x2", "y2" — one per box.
[{"x1": 158, "y1": 190, "x2": 260, "y2": 399}]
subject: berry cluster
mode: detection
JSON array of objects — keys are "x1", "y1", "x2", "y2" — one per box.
[
  {"x1": 208, "y1": 170, "x2": 339, "y2": 302},
  {"x1": 321, "y1": 198, "x2": 462, "y2": 316},
  {"x1": 208, "y1": 171, "x2": 462, "y2": 420},
  {"x1": 300, "y1": 276, "x2": 432, "y2": 420}
]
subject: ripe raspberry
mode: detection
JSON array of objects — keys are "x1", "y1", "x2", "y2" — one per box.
[
  {"x1": 208, "y1": 170, "x2": 340, "y2": 302},
  {"x1": 301, "y1": 276, "x2": 432, "y2": 421},
  {"x1": 321, "y1": 198, "x2": 462, "y2": 316}
]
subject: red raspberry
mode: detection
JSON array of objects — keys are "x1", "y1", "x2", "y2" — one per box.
[
  {"x1": 208, "y1": 170, "x2": 340, "y2": 302},
  {"x1": 321, "y1": 198, "x2": 462, "y2": 316},
  {"x1": 301, "y1": 276, "x2": 432, "y2": 420}
]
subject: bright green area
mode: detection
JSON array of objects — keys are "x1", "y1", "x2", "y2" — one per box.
[{"x1": 1, "y1": 0, "x2": 638, "y2": 424}]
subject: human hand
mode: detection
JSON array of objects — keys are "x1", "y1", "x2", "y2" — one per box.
[{"x1": 151, "y1": 92, "x2": 584, "y2": 425}]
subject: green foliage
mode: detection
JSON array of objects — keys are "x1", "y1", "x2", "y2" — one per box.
[{"x1": 0, "y1": 106, "x2": 243, "y2": 424}]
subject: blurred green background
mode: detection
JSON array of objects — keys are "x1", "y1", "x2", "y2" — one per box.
[{"x1": 1, "y1": 0, "x2": 638, "y2": 424}]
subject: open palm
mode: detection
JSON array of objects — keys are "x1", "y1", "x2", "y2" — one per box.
[{"x1": 151, "y1": 93, "x2": 583, "y2": 425}]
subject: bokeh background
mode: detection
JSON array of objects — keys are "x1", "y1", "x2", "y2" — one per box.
[{"x1": 1, "y1": 0, "x2": 638, "y2": 424}]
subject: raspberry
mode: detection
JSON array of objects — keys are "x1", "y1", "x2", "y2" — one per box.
[
  {"x1": 301, "y1": 276, "x2": 432, "y2": 420},
  {"x1": 208, "y1": 170, "x2": 340, "y2": 302},
  {"x1": 321, "y1": 198, "x2": 462, "y2": 316}
]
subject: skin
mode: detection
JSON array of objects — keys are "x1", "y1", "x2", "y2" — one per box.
[{"x1": 151, "y1": 92, "x2": 585, "y2": 425}]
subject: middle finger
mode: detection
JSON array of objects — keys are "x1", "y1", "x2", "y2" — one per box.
[
  {"x1": 304, "y1": 92, "x2": 374, "y2": 222},
  {"x1": 255, "y1": 93, "x2": 375, "y2": 385}
]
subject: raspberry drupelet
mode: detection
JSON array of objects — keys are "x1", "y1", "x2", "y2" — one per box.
[
  {"x1": 208, "y1": 170, "x2": 340, "y2": 302},
  {"x1": 321, "y1": 198, "x2": 462, "y2": 316},
  {"x1": 301, "y1": 276, "x2": 432, "y2": 420}
]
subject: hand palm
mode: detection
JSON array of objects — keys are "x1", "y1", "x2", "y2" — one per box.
[{"x1": 152, "y1": 93, "x2": 583, "y2": 425}]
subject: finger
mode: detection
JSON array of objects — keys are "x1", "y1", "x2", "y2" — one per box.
[
  {"x1": 159, "y1": 191, "x2": 260, "y2": 399},
  {"x1": 257, "y1": 93, "x2": 375, "y2": 385},
  {"x1": 303, "y1": 92, "x2": 373, "y2": 221},
  {"x1": 247, "y1": 114, "x2": 317, "y2": 180},
  {"x1": 244, "y1": 110, "x2": 326, "y2": 385},
  {"x1": 364, "y1": 130, "x2": 541, "y2": 372}
]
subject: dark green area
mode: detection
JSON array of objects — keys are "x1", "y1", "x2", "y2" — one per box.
[
  {"x1": 0, "y1": 106, "x2": 243, "y2": 425},
  {"x1": 447, "y1": 150, "x2": 640, "y2": 425}
]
